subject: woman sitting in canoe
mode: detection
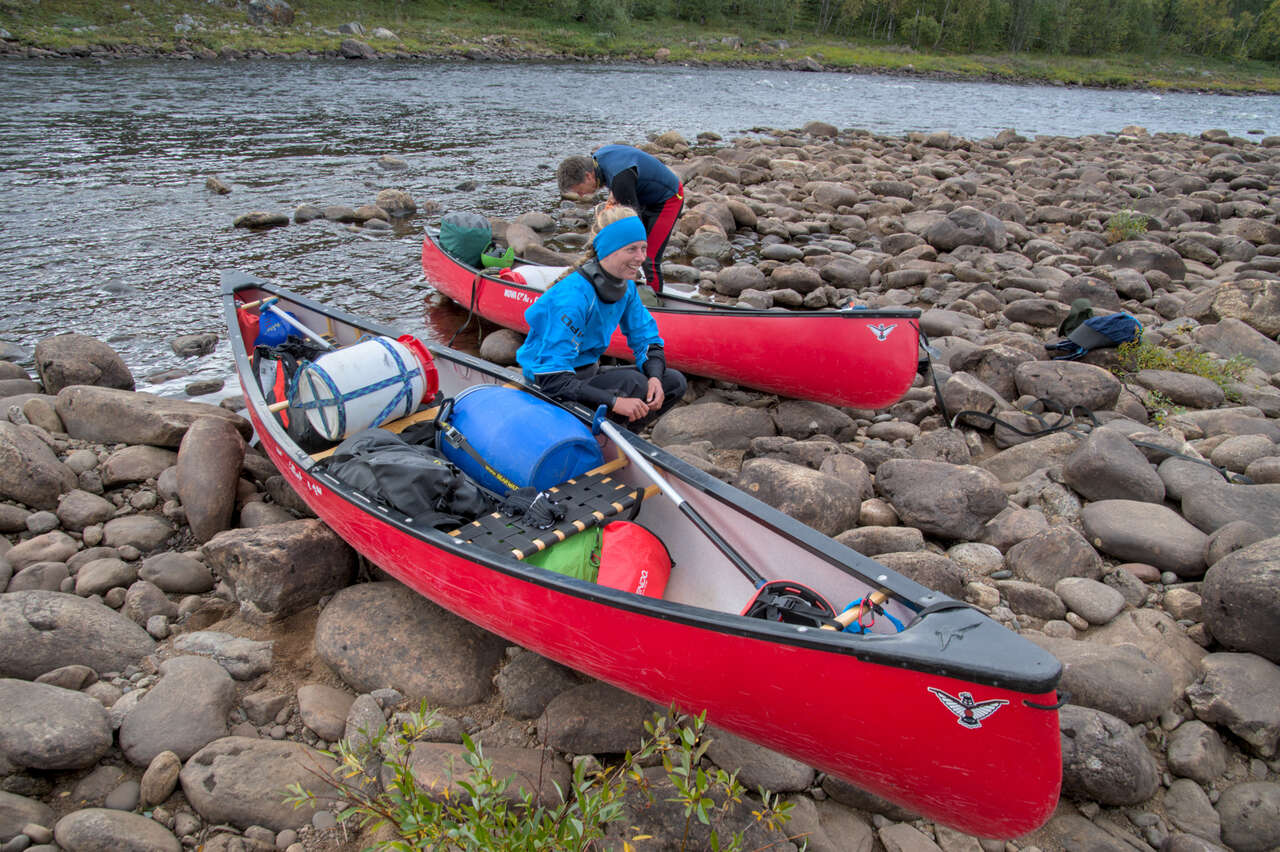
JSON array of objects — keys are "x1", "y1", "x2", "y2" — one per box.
[{"x1": 516, "y1": 204, "x2": 686, "y2": 427}]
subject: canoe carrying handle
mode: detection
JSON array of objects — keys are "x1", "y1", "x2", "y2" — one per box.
[{"x1": 1022, "y1": 690, "x2": 1070, "y2": 711}]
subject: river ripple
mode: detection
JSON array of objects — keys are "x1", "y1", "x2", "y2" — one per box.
[{"x1": 0, "y1": 59, "x2": 1276, "y2": 396}]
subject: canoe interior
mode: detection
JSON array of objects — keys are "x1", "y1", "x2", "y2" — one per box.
[{"x1": 220, "y1": 270, "x2": 1064, "y2": 838}]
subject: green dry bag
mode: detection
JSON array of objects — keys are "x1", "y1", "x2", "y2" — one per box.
[{"x1": 525, "y1": 528, "x2": 602, "y2": 583}]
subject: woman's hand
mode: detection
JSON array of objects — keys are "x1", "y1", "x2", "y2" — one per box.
[
  {"x1": 644, "y1": 376, "x2": 665, "y2": 411},
  {"x1": 612, "y1": 396, "x2": 650, "y2": 422}
]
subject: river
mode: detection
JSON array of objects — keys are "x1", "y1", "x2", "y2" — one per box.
[{"x1": 0, "y1": 59, "x2": 1277, "y2": 399}]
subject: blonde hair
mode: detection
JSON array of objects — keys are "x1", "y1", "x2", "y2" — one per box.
[{"x1": 548, "y1": 204, "x2": 641, "y2": 288}]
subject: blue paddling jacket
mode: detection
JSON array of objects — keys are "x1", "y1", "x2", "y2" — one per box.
[{"x1": 516, "y1": 269, "x2": 665, "y2": 409}]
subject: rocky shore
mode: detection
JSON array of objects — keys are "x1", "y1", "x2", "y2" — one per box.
[{"x1": 2, "y1": 122, "x2": 1280, "y2": 852}]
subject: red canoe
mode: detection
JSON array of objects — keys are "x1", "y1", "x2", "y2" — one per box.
[
  {"x1": 223, "y1": 270, "x2": 1062, "y2": 839},
  {"x1": 421, "y1": 232, "x2": 922, "y2": 409}
]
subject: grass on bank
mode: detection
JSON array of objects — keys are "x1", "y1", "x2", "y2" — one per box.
[
  {"x1": 1116, "y1": 339, "x2": 1254, "y2": 401},
  {"x1": 4, "y1": 0, "x2": 1280, "y2": 94}
]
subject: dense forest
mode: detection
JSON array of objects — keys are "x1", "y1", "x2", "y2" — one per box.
[{"x1": 501, "y1": 0, "x2": 1280, "y2": 61}]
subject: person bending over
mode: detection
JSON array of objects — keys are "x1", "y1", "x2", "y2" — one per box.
[
  {"x1": 557, "y1": 144, "x2": 683, "y2": 293},
  {"x1": 516, "y1": 205, "x2": 686, "y2": 428}
]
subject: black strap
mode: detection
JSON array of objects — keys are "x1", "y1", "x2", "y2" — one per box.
[
  {"x1": 743, "y1": 581, "x2": 841, "y2": 629},
  {"x1": 447, "y1": 270, "x2": 485, "y2": 349},
  {"x1": 434, "y1": 397, "x2": 520, "y2": 494},
  {"x1": 1128, "y1": 439, "x2": 1253, "y2": 484},
  {"x1": 949, "y1": 398, "x2": 1097, "y2": 441}
]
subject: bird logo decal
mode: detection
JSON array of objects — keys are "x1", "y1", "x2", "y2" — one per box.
[
  {"x1": 868, "y1": 323, "x2": 897, "y2": 341},
  {"x1": 928, "y1": 687, "x2": 1009, "y2": 729}
]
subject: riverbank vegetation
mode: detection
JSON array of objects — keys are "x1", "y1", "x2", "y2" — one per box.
[{"x1": 3, "y1": 0, "x2": 1279, "y2": 93}]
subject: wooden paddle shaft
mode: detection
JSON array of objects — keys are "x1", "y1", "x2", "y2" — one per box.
[{"x1": 822, "y1": 590, "x2": 891, "y2": 631}]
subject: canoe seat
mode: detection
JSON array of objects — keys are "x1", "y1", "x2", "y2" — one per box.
[{"x1": 448, "y1": 468, "x2": 654, "y2": 561}]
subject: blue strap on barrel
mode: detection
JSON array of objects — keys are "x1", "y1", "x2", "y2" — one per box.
[{"x1": 288, "y1": 337, "x2": 422, "y2": 437}]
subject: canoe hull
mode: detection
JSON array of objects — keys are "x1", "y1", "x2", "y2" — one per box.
[
  {"x1": 422, "y1": 235, "x2": 922, "y2": 409},
  {"x1": 226, "y1": 273, "x2": 1061, "y2": 838}
]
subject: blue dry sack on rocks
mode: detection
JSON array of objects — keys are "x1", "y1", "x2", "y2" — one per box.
[{"x1": 1045, "y1": 312, "x2": 1142, "y2": 360}]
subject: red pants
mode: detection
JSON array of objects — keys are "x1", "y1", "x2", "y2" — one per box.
[{"x1": 641, "y1": 183, "x2": 683, "y2": 293}]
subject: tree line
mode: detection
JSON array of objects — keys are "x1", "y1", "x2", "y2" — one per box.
[{"x1": 501, "y1": 0, "x2": 1280, "y2": 62}]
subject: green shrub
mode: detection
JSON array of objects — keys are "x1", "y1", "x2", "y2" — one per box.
[
  {"x1": 1105, "y1": 208, "x2": 1149, "y2": 243},
  {"x1": 1116, "y1": 339, "x2": 1253, "y2": 401},
  {"x1": 286, "y1": 703, "x2": 803, "y2": 852}
]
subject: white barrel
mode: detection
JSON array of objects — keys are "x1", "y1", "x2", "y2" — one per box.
[
  {"x1": 512, "y1": 265, "x2": 571, "y2": 291},
  {"x1": 292, "y1": 336, "x2": 431, "y2": 440}
]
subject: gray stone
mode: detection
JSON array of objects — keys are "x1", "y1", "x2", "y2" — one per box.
[
  {"x1": 100, "y1": 445, "x2": 177, "y2": 486},
  {"x1": 1164, "y1": 777, "x2": 1222, "y2": 843},
  {"x1": 1186, "y1": 652, "x2": 1280, "y2": 758},
  {"x1": 1081, "y1": 499, "x2": 1208, "y2": 577},
  {"x1": 736, "y1": 458, "x2": 860, "y2": 536},
  {"x1": 119, "y1": 655, "x2": 236, "y2": 765},
  {"x1": 1166, "y1": 719, "x2": 1228, "y2": 785},
  {"x1": 55, "y1": 490, "x2": 115, "y2": 532},
  {"x1": 874, "y1": 459, "x2": 1007, "y2": 541},
  {"x1": 170, "y1": 631, "x2": 272, "y2": 680},
  {"x1": 53, "y1": 808, "x2": 180, "y2": 852},
  {"x1": 1006, "y1": 525, "x2": 1103, "y2": 587},
  {"x1": 996, "y1": 579, "x2": 1066, "y2": 620},
  {"x1": 314, "y1": 581, "x2": 505, "y2": 705},
  {"x1": 296, "y1": 683, "x2": 354, "y2": 742},
  {"x1": 202, "y1": 520, "x2": 356, "y2": 624},
  {"x1": 139, "y1": 750, "x2": 182, "y2": 807},
  {"x1": 34, "y1": 333, "x2": 135, "y2": 395},
  {"x1": 1059, "y1": 704, "x2": 1160, "y2": 806},
  {"x1": 835, "y1": 525, "x2": 925, "y2": 556},
  {"x1": 103, "y1": 779, "x2": 140, "y2": 811},
  {"x1": 1089, "y1": 608, "x2": 1206, "y2": 695},
  {"x1": 0, "y1": 792, "x2": 54, "y2": 844},
  {"x1": 101, "y1": 514, "x2": 174, "y2": 553},
  {"x1": 1062, "y1": 428, "x2": 1165, "y2": 503},
  {"x1": 651, "y1": 402, "x2": 776, "y2": 450},
  {"x1": 179, "y1": 737, "x2": 338, "y2": 831},
  {"x1": 74, "y1": 558, "x2": 137, "y2": 597},
  {"x1": 138, "y1": 552, "x2": 214, "y2": 594},
  {"x1": 1200, "y1": 536, "x2": 1280, "y2": 662},
  {"x1": 1196, "y1": 317, "x2": 1280, "y2": 374},
  {"x1": 536, "y1": 680, "x2": 658, "y2": 755},
  {"x1": 1027, "y1": 636, "x2": 1174, "y2": 723},
  {"x1": 1054, "y1": 577, "x2": 1125, "y2": 624},
  {"x1": 0, "y1": 679, "x2": 112, "y2": 770},
  {"x1": 177, "y1": 417, "x2": 246, "y2": 543},
  {"x1": 495, "y1": 649, "x2": 580, "y2": 720},
  {"x1": 398, "y1": 742, "x2": 570, "y2": 809},
  {"x1": 705, "y1": 724, "x2": 815, "y2": 793},
  {"x1": 876, "y1": 551, "x2": 965, "y2": 599},
  {"x1": 1215, "y1": 781, "x2": 1280, "y2": 852},
  {"x1": 0, "y1": 592, "x2": 154, "y2": 680},
  {"x1": 6, "y1": 562, "x2": 69, "y2": 593},
  {"x1": 55, "y1": 386, "x2": 250, "y2": 449},
  {"x1": 1014, "y1": 360, "x2": 1122, "y2": 412},
  {"x1": 980, "y1": 432, "x2": 1082, "y2": 484},
  {"x1": 0, "y1": 423, "x2": 76, "y2": 511}
]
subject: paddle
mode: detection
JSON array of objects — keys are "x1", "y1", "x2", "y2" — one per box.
[
  {"x1": 239, "y1": 296, "x2": 334, "y2": 352},
  {"x1": 591, "y1": 408, "x2": 839, "y2": 628}
]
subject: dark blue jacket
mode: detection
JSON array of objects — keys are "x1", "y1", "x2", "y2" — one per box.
[{"x1": 593, "y1": 144, "x2": 680, "y2": 214}]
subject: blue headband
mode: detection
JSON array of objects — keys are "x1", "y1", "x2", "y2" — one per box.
[{"x1": 593, "y1": 216, "x2": 647, "y2": 260}]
